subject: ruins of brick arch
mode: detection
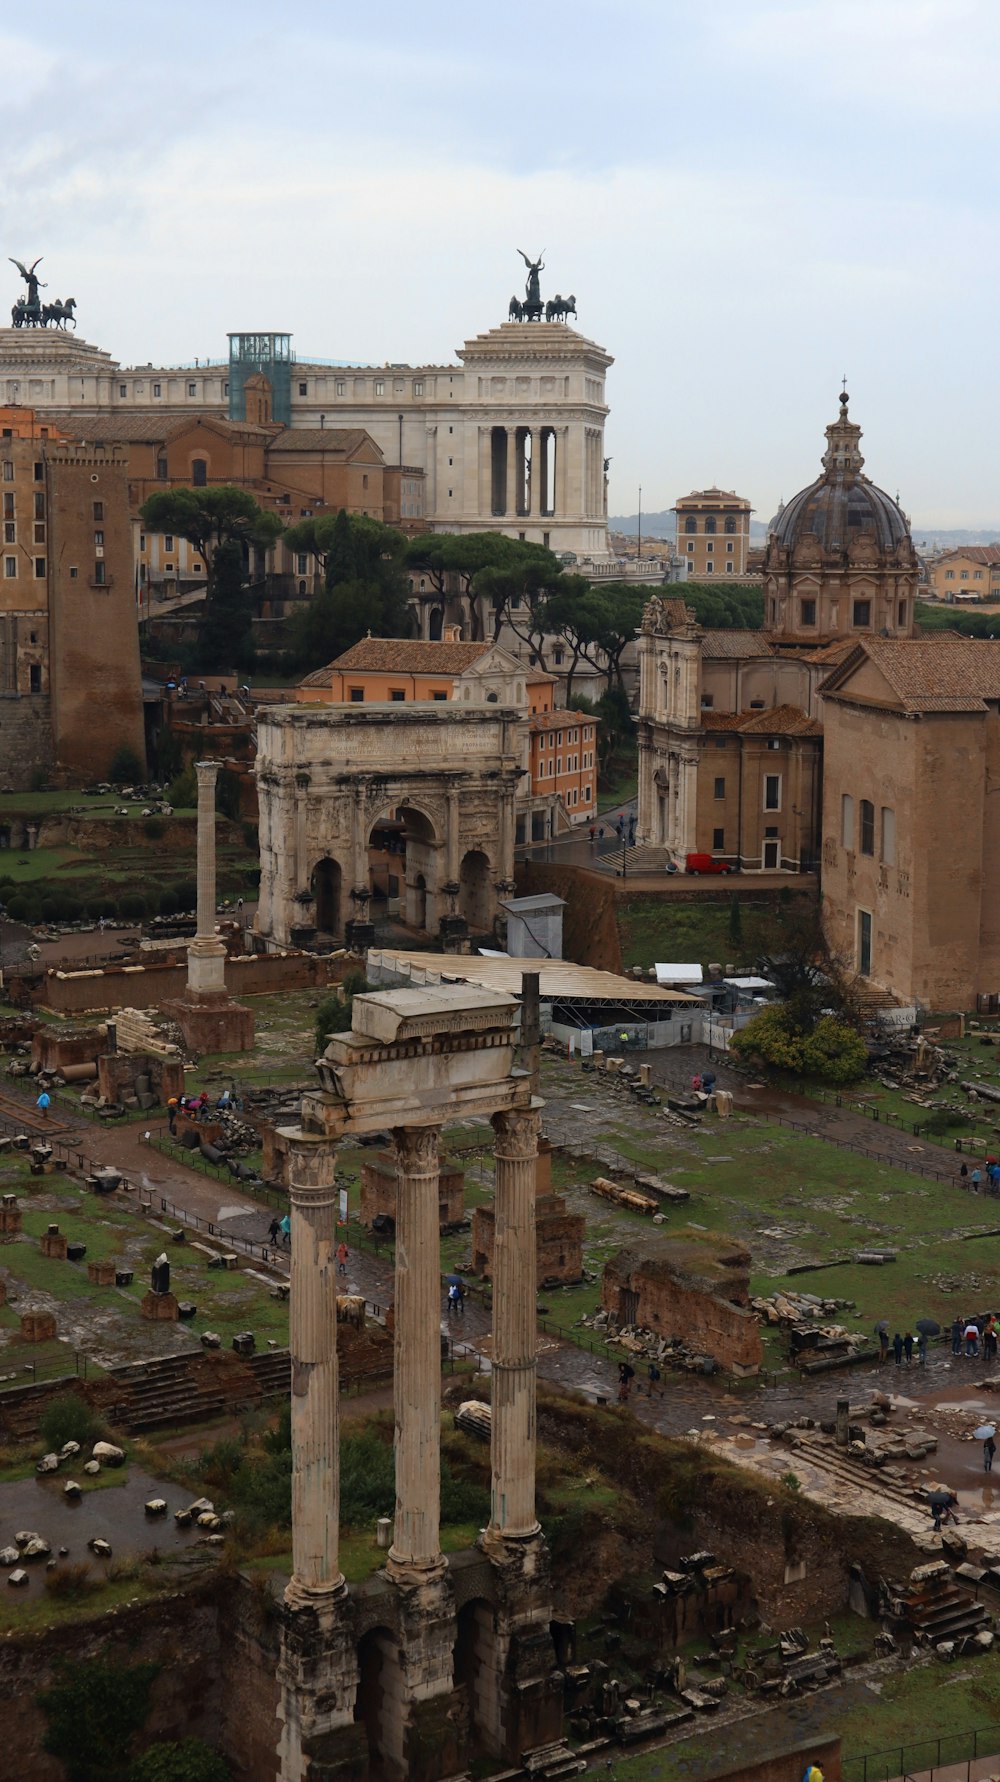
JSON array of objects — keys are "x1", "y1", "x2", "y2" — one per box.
[
  {"x1": 276, "y1": 983, "x2": 565, "y2": 1782},
  {"x1": 255, "y1": 703, "x2": 521, "y2": 953}
]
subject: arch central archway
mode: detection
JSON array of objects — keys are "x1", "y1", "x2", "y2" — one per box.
[
  {"x1": 459, "y1": 848, "x2": 493, "y2": 933},
  {"x1": 368, "y1": 803, "x2": 442, "y2": 936},
  {"x1": 311, "y1": 856, "x2": 343, "y2": 936}
]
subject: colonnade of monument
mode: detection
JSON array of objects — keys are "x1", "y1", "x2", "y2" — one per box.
[{"x1": 278, "y1": 984, "x2": 557, "y2": 1782}]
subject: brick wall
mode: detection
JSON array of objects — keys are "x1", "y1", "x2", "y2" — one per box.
[
  {"x1": 0, "y1": 690, "x2": 55, "y2": 789},
  {"x1": 35, "y1": 949, "x2": 352, "y2": 1014},
  {"x1": 602, "y1": 1240, "x2": 763, "y2": 1372},
  {"x1": 472, "y1": 1192, "x2": 584, "y2": 1285},
  {"x1": 360, "y1": 1154, "x2": 465, "y2": 1228}
]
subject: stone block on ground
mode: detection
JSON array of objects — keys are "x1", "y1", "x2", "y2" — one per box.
[{"x1": 20, "y1": 1311, "x2": 56, "y2": 1342}]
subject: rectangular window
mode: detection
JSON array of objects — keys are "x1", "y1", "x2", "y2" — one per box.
[
  {"x1": 880, "y1": 805, "x2": 896, "y2": 866},
  {"x1": 94, "y1": 530, "x2": 104, "y2": 547},
  {"x1": 713, "y1": 828, "x2": 725, "y2": 850},
  {"x1": 556, "y1": 757, "x2": 562, "y2": 775},
  {"x1": 34, "y1": 557, "x2": 45, "y2": 578},
  {"x1": 157, "y1": 457, "x2": 168, "y2": 479},
  {"x1": 29, "y1": 664, "x2": 41, "y2": 694},
  {"x1": 153, "y1": 383, "x2": 161, "y2": 397},
  {"x1": 714, "y1": 776, "x2": 725, "y2": 799},
  {"x1": 93, "y1": 560, "x2": 105, "y2": 585},
  {"x1": 389, "y1": 689, "x2": 405, "y2": 702},
  {"x1": 801, "y1": 598, "x2": 817, "y2": 626},
  {"x1": 2, "y1": 523, "x2": 12, "y2": 544},
  {"x1": 3, "y1": 557, "x2": 14, "y2": 578},
  {"x1": 33, "y1": 462, "x2": 43, "y2": 481},
  {"x1": 296, "y1": 553, "x2": 309, "y2": 575},
  {"x1": 69, "y1": 566, "x2": 78, "y2": 579},
  {"x1": 93, "y1": 501, "x2": 103, "y2": 521},
  {"x1": 727, "y1": 541, "x2": 734, "y2": 553},
  {"x1": 2, "y1": 495, "x2": 12, "y2": 519},
  {"x1": 298, "y1": 381, "x2": 308, "y2": 396},
  {"x1": 841, "y1": 793, "x2": 854, "y2": 848},
  {"x1": 2, "y1": 462, "x2": 12, "y2": 482},
  {"x1": 897, "y1": 600, "x2": 906, "y2": 627},
  {"x1": 432, "y1": 690, "x2": 447, "y2": 701},
  {"x1": 164, "y1": 535, "x2": 174, "y2": 551},
  {"x1": 34, "y1": 494, "x2": 44, "y2": 520},
  {"x1": 858, "y1": 907, "x2": 873, "y2": 976},
  {"x1": 764, "y1": 773, "x2": 781, "y2": 811},
  {"x1": 33, "y1": 523, "x2": 45, "y2": 544},
  {"x1": 118, "y1": 383, "x2": 127, "y2": 398},
  {"x1": 413, "y1": 379, "x2": 424, "y2": 396},
  {"x1": 188, "y1": 382, "x2": 197, "y2": 397},
  {"x1": 336, "y1": 379, "x2": 345, "y2": 396},
  {"x1": 349, "y1": 687, "x2": 364, "y2": 702},
  {"x1": 374, "y1": 379, "x2": 385, "y2": 396},
  {"x1": 859, "y1": 798, "x2": 875, "y2": 855},
  {"x1": 853, "y1": 599, "x2": 872, "y2": 627}
]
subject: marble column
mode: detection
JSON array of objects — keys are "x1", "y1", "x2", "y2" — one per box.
[
  {"x1": 387, "y1": 1123, "x2": 445, "y2": 1582},
  {"x1": 485, "y1": 1106, "x2": 541, "y2": 1546},
  {"x1": 285, "y1": 1131, "x2": 345, "y2": 1606},
  {"x1": 505, "y1": 427, "x2": 517, "y2": 518},
  {"x1": 187, "y1": 760, "x2": 227, "y2": 995}
]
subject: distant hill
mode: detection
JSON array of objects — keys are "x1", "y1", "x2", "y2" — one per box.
[{"x1": 609, "y1": 513, "x2": 1000, "y2": 552}]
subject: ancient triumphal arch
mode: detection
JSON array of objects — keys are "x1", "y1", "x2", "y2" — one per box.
[
  {"x1": 277, "y1": 984, "x2": 562, "y2": 1781},
  {"x1": 255, "y1": 703, "x2": 522, "y2": 953}
]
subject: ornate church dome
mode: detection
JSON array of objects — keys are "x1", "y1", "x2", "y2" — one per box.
[{"x1": 767, "y1": 391, "x2": 910, "y2": 557}]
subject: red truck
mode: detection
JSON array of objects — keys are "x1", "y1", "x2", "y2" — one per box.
[{"x1": 685, "y1": 853, "x2": 734, "y2": 875}]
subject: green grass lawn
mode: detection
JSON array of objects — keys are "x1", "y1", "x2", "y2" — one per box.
[{"x1": 616, "y1": 893, "x2": 812, "y2": 975}]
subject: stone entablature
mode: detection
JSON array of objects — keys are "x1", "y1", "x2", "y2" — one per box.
[{"x1": 255, "y1": 703, "x2": 521, "y2": 951}]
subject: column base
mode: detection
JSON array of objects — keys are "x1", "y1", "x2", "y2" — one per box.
[
  {"x1": 386, "y1": 1565, "x2": 468, "y2": 1782},
  {"x1": 344, "y1": 919, "x2": 375, "y2": 952},
  {"x1": 161, "y1": 992, "x2": 255, "y2": 1055},
  {"x1": 284, "y1": 1574, "x2": 348, "y2": 1612},
  {"x1": 277, "y1": 1586, "x2": 360, "y2": 1782},
  {"x1": 477, "y1": 1529, "x2": 564, "y2": 1762},
  {"x1": 385, "y1": 1550, "x2": 448, "y2": 1590}
]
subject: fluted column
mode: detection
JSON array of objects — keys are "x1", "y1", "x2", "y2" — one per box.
[
  {"x1": 187, "y1": 760, "x2": 227, "y2": 995},
  {"x1": 285, "y1": 1131, "x2": 345, "y2": 1606},
  {"x1": 387, "y1": 1124, "x2": 445, "y2": 1582},
  {"x1": 486, "y1": 1107, "x2": 541, "y2": 1545},
  {"x1": 506, "y1": 427, "x2": 517, "y2": 518}
]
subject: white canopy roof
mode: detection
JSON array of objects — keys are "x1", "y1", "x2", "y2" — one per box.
[{"x1": 654, "y1": 962, "x2": 704, "y2": 985}]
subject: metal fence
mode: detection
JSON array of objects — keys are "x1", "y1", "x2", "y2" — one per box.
[{"x1": 843, "y1": 1724, "x2": 1000, "y2": 1782}]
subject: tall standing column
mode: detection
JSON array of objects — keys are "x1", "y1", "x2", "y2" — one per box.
[
  {"x1": 387, "y1": 1123, "x2": 446, "y2": 1582},
  {"x1": 505, "y1": 427, "x2": 517, "y2": 518},
  {"x1": 285, "y1": 1131, "x2": 345, "y2": 1606},
  {"x1": 187, "y1": 760, "x2": 227, "y2": 995},
  {"x1": 486, "y1": 1106, "x2": 541, "y2": 1546}
]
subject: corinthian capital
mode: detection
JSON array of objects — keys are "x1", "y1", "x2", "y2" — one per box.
[
  {"x1": 390, "y1": 1125, "x2": 440, "y2": 1175},
  {"x1": 491, "y1": 1106, "x2": 540, "y2": 1160}
]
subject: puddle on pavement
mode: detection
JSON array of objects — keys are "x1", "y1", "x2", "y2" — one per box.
[{"x1": 0, "y1": 1464, "x2": 204, "y2": 1602}]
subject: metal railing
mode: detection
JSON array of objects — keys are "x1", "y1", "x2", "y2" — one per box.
[{"x1": 843, "y1": 1725, "x2": 1000, "y2": 1782}]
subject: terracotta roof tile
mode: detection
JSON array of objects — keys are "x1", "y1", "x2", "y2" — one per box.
[
  {"x1": 934, "y1": 545, "x2": 1000, "y2": 566},
  {"x1": 301, "y1": 639, "x2": 493, "y2": 682},
  {"x1": 267, "y1": 429, "x2": 377, "y2": 454},
  {"x1": 700, "y1": 630, "x2": 774, "y2": 660},
  {"x1": 703, "y1": 703, "x2": 821, "y2": 736},
  {"x1": 823, "y1": 634, "x2": 1000, "y2": 713}
]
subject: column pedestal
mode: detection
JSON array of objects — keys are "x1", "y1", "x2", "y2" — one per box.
[{"x1": 162, "y1": 758, "x2": 255, "y2": 1053}]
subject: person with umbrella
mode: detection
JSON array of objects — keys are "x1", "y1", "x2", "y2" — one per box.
[
  {"x1": 916, "y1": 1316, "x2": 940, "y2": 1365},
  {"x1": 976, "y1": 1423, "x2": 997, "y2": 1471},
  {"x1": 445, "y1": 1273, "x2": 465, "y2": 1317}
]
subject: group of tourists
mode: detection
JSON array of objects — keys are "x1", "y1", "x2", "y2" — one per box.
[
  {"x1": 949, "y1": 1313, "x2": 999, "y2": 1360},
  {"x1": 166, "y1": 1090, "x2": 241, "y2": 1135},
  {"x1": 875, "y1": 1325, "x2": 929, "y2": 1366},
  {"x1": 958, "y1": 1158, "x2": 1000, "y2": 1194},
  {"x1": 588, "y1": 810, "x2": 637, "y2": 850}
]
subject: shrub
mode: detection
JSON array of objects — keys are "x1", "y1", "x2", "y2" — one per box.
[
  {"x1": 129, "y1": 1741, "x2": 231, "y2": 1782},
  {"x1": 143, "y1": 818, "x2": 166, "y2": 842},
  {"x1": 38, "y1": 1658, "x2": 160, "y2": 1782},
  {"x1": 119, "y1": 892, "x2": 148, "y2": 920},
  {"x1": 241, "y1": 821, "x2": 258, "y2": 851},
  {"x1": 6, "y1": 894, "x2": 36, "y2": 922},
  {"x1": 173, "y1": 879, "x2": 197, "y2": 913},
  {"x1": 108, "y1": 745, "x2": 145, "y2": 784},
  {"x1": 29, "y1": 765, "x2": 50, "y2": 793},
  {"x1": 40, "y1": 898, "x2": 62, "y2": 923},
  {"x1": 39, "y1": 1391, "x2": 100, "y2": 1452},
  {"x1": 215, "y1": 768, "x2": 242, "y2": 821},
  {"x1": 729, "y1": 1005, "x2": 867, "y2": 1085},
  {"x1": 45, "y1": 1561, "x2": 100, "y2": 1600},
  {"x1": 167, "y1": 767, "x2": 197, "y2": 809},
  {"x1": 158, "y1": 888, "x2": 179, "y2": 916}
]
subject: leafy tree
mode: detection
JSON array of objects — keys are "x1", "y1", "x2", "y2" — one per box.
[
  {"x1": 537, "y1": 579, "x2": 609, "y2": 700},
  {"x1": 129, "y1": 1741, "x2": 231, "y2": 1782},
  {"x1": 586, "y1": 582, "x2": 649, "y2": 692},
  {"x1": 39, "y1": 1659, "x2": 160, "y2": 1782},
  {"x1": 39, "y1": 1391, "x2": 99, "y2": 1452},
  {"x1": 167, "y1": 766, "x2": 197, "y2": 809},
  {"x1": 139, "y1": 486, "x2": 282, "y2": 673},
  {"x1": 680, "y1": 581, "x2": 765, "y2": 631},
  {"x1": 286, "y1": 513, "x2": 412, "y2": 670},
  {"x1": 593, "y1": 683, "x2": 635, "y2": 773},
  {"x1": 754, "y1": 907, "x2": 854, "y2": 1034},
  {"x1": 404, "y1": 532, "x2": 547, "y2": 641},
  {"x1": 729, "y1": 1005, "x2": 867, "y2": 1084}
]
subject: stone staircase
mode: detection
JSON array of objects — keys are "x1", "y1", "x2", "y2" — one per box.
[
  {"x1": 107, "y1": 1346, "x2": 292, "y2": 1433},
  {"x1": 0, "y1": 1376, "x2": 84, "y2": 1443},
  {"x1": 590, "y1": 841, "x2": 675, "y2": 878},
  {"x1": 895, "y1": 1561, "x2": 994, "y2": 1656}
]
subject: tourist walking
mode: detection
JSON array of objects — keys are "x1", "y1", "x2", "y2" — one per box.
[
  {"x1": 917, "y1": 1330, "x2": 928, "y2": 1366},
  {"x1": 903, "y1": 1331, "x2": 914, "y2": 1364},
  {"x1": 971, "y1": 1167, "x2": 983, "y2": 1194},
  {"x1": 959, "y1": 1161, "x2": 969, "y2": 1186},
  {"x1": 985, "y1": 1435, "x2": 996, "y2": 1473},
  {"x1": 336, "y1": 1240, "x2": 348, "y2": 1277},
  {"x1": 875, "y1": 1323, "x2": 889, "y2": 1362},
  {"x1": 647, "y1": 1360, "x2": 661, "y2": 1397},
  {"x1": 952, "y1": 1317, "x2": 964, "y2": 1356},
  {"x1": 267, "y1": 1216, "x2": 281, "y2": 1246},
  {"x1": 36, "y1": 1089, "x2": 50, "y2": 1121},
  {"x1": 167, "y1": 1097, "x2": 178, "y2": 1136},
  {"x1": 279, "y1": 1214, "x2": 291, "y2": 1248},
  {"x1": 892, "y1": 1332, "x2": 903, "y2": 1365},
  {"x1": 965, "y1": 1320, "x2": 981, "y2": 1358}
]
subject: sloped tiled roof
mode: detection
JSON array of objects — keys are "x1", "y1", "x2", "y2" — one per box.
[
  {"x1": 934, "y1": 545, "x2": 1000, "y2": 566},
  {"x1": 823, "y1": 634, "x2": 1000, "y2": 713},
  {"x1": 797, "y1": 639, "x2": 855, "y2": 667},
  {"x1": 702, "y1": 703, "x2": 821, "y2": 737},
  {"x1": 700, "y1": 630, "x2": 774, "y2": 660},
  {"x1": 267, "y1": 429, "x2": 377, "y2": 455},
  {"x1": 301, "y1": 639, "x2": 493, "y2": 684}
]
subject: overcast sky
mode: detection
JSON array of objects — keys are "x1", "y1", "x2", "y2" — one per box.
[{"x1": 3, "y1": 1, "x2": 997, "y2": 529}]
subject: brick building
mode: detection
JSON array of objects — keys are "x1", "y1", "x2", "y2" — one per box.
[
  {"x1": 674, "y1": 486, "x2": 753, "y2": 579},
  {"x1": 471, "y1": 1191, "x2": 584, "y2": 1287},
  {"x1": 0, "y1": 406, "x2": 144, "y2": 785},
  {"x1": 602, "y1": 1235, "x2": 763, "y2": 1374}
]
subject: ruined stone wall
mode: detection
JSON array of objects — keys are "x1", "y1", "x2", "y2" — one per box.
[
  {"x1": 472, "y1": 1193, "x2": 584, "y2": 1285},
  {"x1": 602, "y1": 1248, "x2": 763, "y2": 1372},
  {"x1": 217, "y1": 1577, "x2": 282, "y2": 1780},
  {"x1": 360, "y1": 1154, "x2": 465, "y2": 1228},
  {"x1": 0, "y1": 691, "x2": 56, "y2": 789},
  {"x1": 34, "y1": 949, "x2": 352, "y2": 1014}
]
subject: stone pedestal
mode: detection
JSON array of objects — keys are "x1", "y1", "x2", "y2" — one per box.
[
  {"x1": 87, "y1": 1260, "x2": 117, "y2": 1286},
  {"x1": 20, "y1": 1310, "x2": 56, "y2": 1342},
  {"x1": 163, "y1": 759, "x2": 255, "y2": 1055},
  {"x1": 384, "y1": 1571, "x2": 466, "y2": 1782},
  {"x1": 140, "y1": 1290, "x2": 179, "y2": 1321},
  {"x1": 344, "y1": 918, "x2": 375, "y2": 953},
  {"x1": 0, "y1": 1195, "x2": 22, "y2": 1237},
  {"x1": 387, "y1": 1125, "x2": 445, "y2": 1586},
  {"x1": 39, "y1": 1226, "x2": 67, "y2": 1260},
  {"x1": 277, "y1": 1595, "x2": 364, "y2": 1782},
  {"x1": 162, "y1": 993, "x2": 255, "y2": 1055}
]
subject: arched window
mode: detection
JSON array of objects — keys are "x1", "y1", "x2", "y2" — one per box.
[
  {"x1": 684, "y1": 516, "x2": 696, "y2": 534},
  {"x1": 724, "y1": 515, "x2": 736, "y2": 534},
  {"x1": 192, "y1": 458, "x2": 208, "y2": 487},
  {"x1": 704, "y1": 516, "x2": 717, "y2": 534}
]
